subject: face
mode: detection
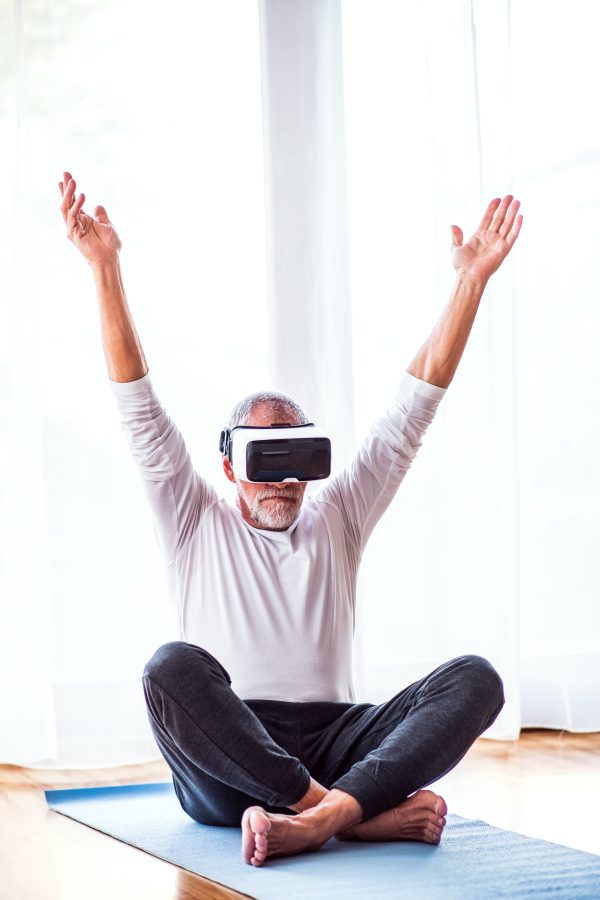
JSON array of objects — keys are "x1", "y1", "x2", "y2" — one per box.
[{"x1": 222, "y1": 405, "x2": 307, "y2": 531}]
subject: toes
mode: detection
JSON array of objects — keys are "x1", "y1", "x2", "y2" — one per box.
[
  {"x1": 419, "y1": 809, "x2": 445, "y2": 844},
  {"x1": 251, "y1": 844, "x2": 268, "y2": 866},
  {"x1": 249, "y1": 807, "x2": 272, "y2": 836},
  {"x1": 434, "y1": 795, "x2": 448, "y2": 817},
  {"x1": 241, "y1": 809, "x2": 257, "y2": 864},
  {"x1": 426, "y1": 816, "x2": 445, "y2": 843},
  {"x1": 255, "y1": 833, "x2": 268, "y2": 857},
  {"x1": 241, "y1": 806, "x2": 271, "y2": 866}
]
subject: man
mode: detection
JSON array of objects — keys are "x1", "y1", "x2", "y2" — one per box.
[{"x1": 59, "y1": 171, "x2": 522, "y2": 866}]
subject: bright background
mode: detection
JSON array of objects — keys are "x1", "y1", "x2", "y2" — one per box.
[
  {"x1": 343, "y1": 0, "x2": 600, "y2": 734},
  {"x1": 0, "y1": 0, "x2": 598, "y2": 765},
  {"x1": 1, "y1": 0, "x2": 267, "y2": 764}
]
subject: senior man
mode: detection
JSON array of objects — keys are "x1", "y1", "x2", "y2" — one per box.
[{"x1": 59, "y1": 172, "x2": 522, "y2": 866}]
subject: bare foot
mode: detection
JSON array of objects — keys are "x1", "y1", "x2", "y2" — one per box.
[
  {"x1": 241, "y1": 807, "x2": 328, "y2": 866},
  {"x1": 335, "y1": 789, "x2": 447, "y2": 845},
  {"x1": 241, "y1": 789, "x2": 362, "y2": 866}
]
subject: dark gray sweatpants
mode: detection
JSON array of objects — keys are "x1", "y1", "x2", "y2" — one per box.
[{"x1": 143, "y1": 642, "x2": 504, "y2": 827}]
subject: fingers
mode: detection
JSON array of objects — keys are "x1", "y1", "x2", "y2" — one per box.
[
  {"x1": 499, "y1": 199, "x2": 521, "y2": 237},
  {"x1": 59, "y1": 171, "x2": 73, "y2": 196},
  {"x1": 58, "y1": 170, "x2": 73, "y2": 198},
  {"x1": 59, "y1": 173, "x2": 76, "y2": 224},
  {"x1": 72, "y1": 192, "x2": 86, "y2": 222},
  {"x1": 506, "y1": 213, "x2": 523, "y2": 248},
  {"x1": 481, "y1": 194, "x2": 523, "y2": 248},
  {"x1": 489, "y1": 194, "x2": 513, "y2": 232},
  {"x1": 477, "y1": 197, "x2": 501, "y2": 232},
  {"x1": 93, "y1": 205, "x2": 110, "y2": 224},
  {"x1": 450, "y1": 225, "x2": 463, "y2": 248},
  {"x1": 67, "y1": 191, "x2": 86, "y2": 238}
]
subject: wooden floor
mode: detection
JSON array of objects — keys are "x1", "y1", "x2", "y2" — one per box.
[{"x1": 1, "y1": 730, "x2": 599, "y2": 899}]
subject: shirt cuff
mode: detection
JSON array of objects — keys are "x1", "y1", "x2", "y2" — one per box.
[
  {"x1": 109, "y1": 372, "x2": 153, "y2": 397},
  {"x1": 397, "y1": 370, "x2": 447, "y2": 404}
]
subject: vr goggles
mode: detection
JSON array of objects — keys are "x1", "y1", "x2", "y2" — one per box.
[{"x1": 219, "y1": 423, "x2": 331, "y2": 483}]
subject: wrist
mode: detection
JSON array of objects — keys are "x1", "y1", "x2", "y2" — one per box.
[
  {"x1": 90, "y1": 256, "x2": 121, "y2": 277},
  {"x1": 454, "y1": 268, "x2": 488, "y2": 292}
]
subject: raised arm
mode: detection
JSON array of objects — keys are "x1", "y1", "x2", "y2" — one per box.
[
  {"x1": 58, "y1": 171, "x2": 217, "y2": 568},
  {"x1": 59, "y1": 171, "x2": 147, "y2": 383},
  {"x1": 408, "y1": 195, "x2": 522, "y2": 389},
  {"x1": 317, "y1": 196, "x2": 523, "y2": 558}
]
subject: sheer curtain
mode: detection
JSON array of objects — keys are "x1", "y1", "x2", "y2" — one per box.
[
  {"x1": 342, "y1": 0, "x2": 600, "y2": 735},
  {"x1": 1, "y1": 0, "x2": 598, "y2": 767},
  {"x1": 1, "y1": 0, "x2": 267, "y2": 765},
  {"x1": 258, "y1": 0, "x2": 356, "y2": 472}
]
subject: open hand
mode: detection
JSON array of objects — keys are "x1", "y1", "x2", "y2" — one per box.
[
  {"x1": 451, "y1": 196, "x2": 522, "y2": 284},
  {"x1": 59, "y1": 172, "x2": 121, "y2": 268}
]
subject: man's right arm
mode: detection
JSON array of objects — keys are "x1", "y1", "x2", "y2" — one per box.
[
  {"x1": 110, "y1": 375, "x2": 217, "y2": 567},
  {"x1": 59, "y1": 172, "x2": 216, "y2": 568},
  {"x1": 59, "y1": 171, "x2": 147, "y2": 383}
]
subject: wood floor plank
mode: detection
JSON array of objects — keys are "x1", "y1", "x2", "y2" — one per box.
[
  {"x1": 1, "y1": 730, "x2": 598, "y2": 899},
  {"x1": 433, "y1": 730, "x2": 600, "y2": 856},
  {"x1": 0, "y1": 779, "x2": 251, "y2": 900}
]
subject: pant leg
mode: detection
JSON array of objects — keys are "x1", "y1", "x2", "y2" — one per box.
[
  {"x1": 312, "y1": 655, "x2": 504, "y2": 821},
  {"x1": 143, "y1": 642, "x2": 310, "y2": 825}
]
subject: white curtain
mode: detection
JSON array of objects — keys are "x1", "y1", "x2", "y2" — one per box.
[
  {"x1": 341, "y1": 0, "x2": 600, "y2": 735},
  {"x1": 1, "y1": 0, "x2": 598, "y2": 766},
  {"x1": 258, "y1": 0, "x2": 356, "y2": 471},
  {"x1": 1, "y1": 0, "x2": 268, "y2": 765},
  {"x1": 0, "y1": 0, "x2": 56, "y2": 761}
]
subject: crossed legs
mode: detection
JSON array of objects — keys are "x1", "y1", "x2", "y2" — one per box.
[{"x1": 143, "y1": 642, "x2": 504, "y2": 866}]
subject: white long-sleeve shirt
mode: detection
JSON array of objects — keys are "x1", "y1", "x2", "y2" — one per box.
[{"x1": 111, "y1": 372, "x2": 446, "y2": 702}]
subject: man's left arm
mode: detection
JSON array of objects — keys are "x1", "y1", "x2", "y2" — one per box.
[
  {"x1": 408, "y1": 194, "x2": 522, "y2": 388},
  {"x1": 315, "y1": 195, "x2": 522, "y2": 554}
]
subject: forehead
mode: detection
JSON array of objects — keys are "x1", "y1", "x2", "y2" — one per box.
[{"x1": 245, "y1": 403, "x2": 302, "y2": 429}]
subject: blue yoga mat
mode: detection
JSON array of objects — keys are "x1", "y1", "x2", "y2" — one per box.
[{"x1": 46, "y1": 782, "x2": 600, "y2": 900}]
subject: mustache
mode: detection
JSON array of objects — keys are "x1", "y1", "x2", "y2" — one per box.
[{"x1": 256, "y1": 488, "x2": 301, "y2": 503}]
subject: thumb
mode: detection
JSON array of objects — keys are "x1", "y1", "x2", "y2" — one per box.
[
  {"x1": 94, "y1": 205, "x2": 110, "y2": 224},
  {"x1": 450, "y1": 225, "x2": 463, "y2": 248}
]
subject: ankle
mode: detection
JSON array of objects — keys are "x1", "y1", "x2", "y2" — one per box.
[
  {"x1": 289, "y1": 778, "x2": 330, "y2": 813},
  {"x1": 301, "y1": 789, "x2": 363, "y2": 836}
]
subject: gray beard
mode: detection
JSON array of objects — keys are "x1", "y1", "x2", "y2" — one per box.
[{"x1": 238, "y1": 483, "x2": 302, "y2": 531}]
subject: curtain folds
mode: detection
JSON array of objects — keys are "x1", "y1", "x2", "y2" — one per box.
[
  {"x1": 1, "y1": 0, "x2": 268, "y2": 766},
  {"x1": 341, "y1": 0, "x2": 600, "y2": 735},
  {"x1": 0, "y1": 0, "x2": 598, "y2": 765},
  {"x1": 0, "y1": 0, "x2": 56, "y2": 761},
  {"x1": 258, "y1": 0, "x2": 356, "y2": 473}
]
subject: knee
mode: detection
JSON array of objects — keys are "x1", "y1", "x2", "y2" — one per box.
[
  {"x1": 451, "y1": 655, "x2": 505, "y2": 712},
  {"x1": 143, "y1": 641, "x2": 227, "y2": 692},
  {"x1": 143, "y1": 641, "x2": 231, "y2": 692},
  {"x1": 143, "y1": 641, "x2": 192, "y2": 685}
]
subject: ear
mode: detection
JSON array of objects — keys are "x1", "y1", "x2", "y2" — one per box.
[{"x1": 222, "y1": 455, "x2": 236, "y2": 484}]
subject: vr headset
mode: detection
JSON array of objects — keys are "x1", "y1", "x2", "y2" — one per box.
[{"x1": 219, "y1": 423, "x2": 331, "y2": 483}]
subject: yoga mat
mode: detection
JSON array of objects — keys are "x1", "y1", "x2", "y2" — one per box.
[{"x1": 46, "y1": 782, "x2": 600, "y2": 900}]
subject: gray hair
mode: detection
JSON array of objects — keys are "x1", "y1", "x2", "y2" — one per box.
[{"x1": 225, "y1": 391, "x2": 309, "y2": 431}]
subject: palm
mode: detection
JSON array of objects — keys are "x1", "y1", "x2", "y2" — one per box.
[
  {"x1": 72, "y1": 212, "x2": 121, "y2": 267},
  {"x1": 59, "y1": 172, "x2": 121, "y2": 267},
  {"x1": 451, "y1": 196, "x2": 522, "y2": 283}
]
